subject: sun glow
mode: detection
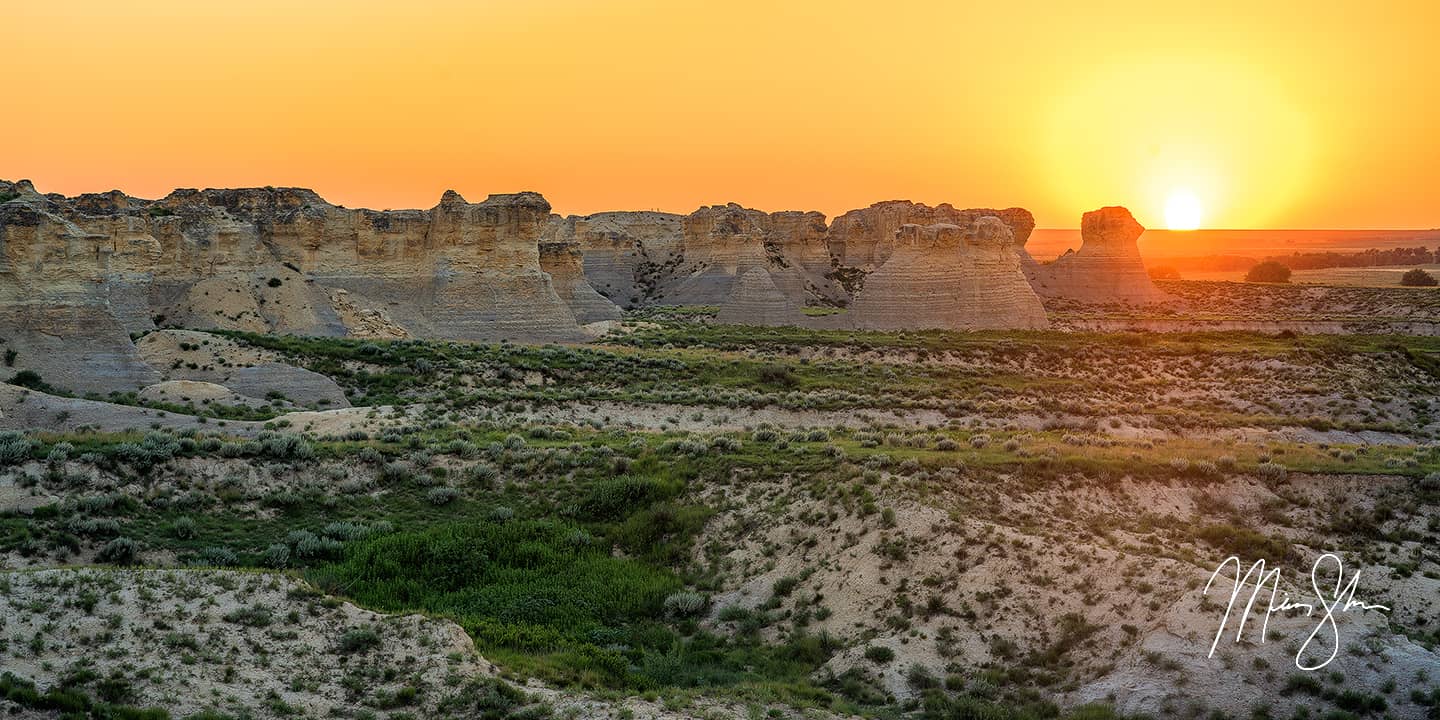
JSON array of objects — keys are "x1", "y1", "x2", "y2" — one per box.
[{"x1": 1164, "y1": 190, "x2": 1203, "y2": 230}]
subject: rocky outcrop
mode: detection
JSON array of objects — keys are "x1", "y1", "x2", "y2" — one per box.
[
  {"x1": 0, "y1": 181, "x2": 598, "y2": 391},
  {"x1": 6, "y1": 178, "x2": 1187, "y2": 362},
  {"x1": 850, "y1": 218, "x2": 1048, "y2": 330},
  {"x1": 828, "y1": 201, "x2": 1036, "y2": 272},
  {"x1": 539, "y1": 242, "x2": 623, "y2": 323},
  {"x1": 227, "y1": 363, "x2": 351, "y2": 408},
  {"x1": 543, "y1": 211, "x2": 684, "y2": 308},
  {"x1": 0, "y1": 187, "x2": 161, "y2": 394},
  {"x1": 715, "y1": 268, "x2": 808, "y2": 327},
  {"x1": 1026, "y1": 206, "x2": 1168, "y2": 304},
  {"x1": 138, "y1": 380, "x2": 274, "y2": 409},
  {"x1": 548, "y1": 204, "x2": 841, "y2": 309}
]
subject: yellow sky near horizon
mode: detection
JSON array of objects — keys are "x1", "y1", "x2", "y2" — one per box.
[{"x1": 5, "y1": 1, "x2": 1439, "y2": 229}]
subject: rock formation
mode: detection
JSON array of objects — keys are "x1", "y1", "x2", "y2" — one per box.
[
  {"x1": 850, "y1": 218, "x2": 1048, "y2": 331},
  {"x1": 543, "y1": 211, "x2": 684, "y2": 308},
  {"x1": 715, "y1": 268, "x2": 808, "y2": 327},
  {"x1": 0, "y1": 183, "x2": 161, "y2": 394},
  {"x1": 3, "y1": 177, "x2": 1184, "y2": 391},
  {"x1": 828, "y1": 201, "x2": 1036, "y2": 272},
  {"x1": 548, "y1": 204, "x2": 841, "y2": 309},
  {"x1": 0, "y1": 180, "x2": 617, "y2": 391},
  {"x1": 1026, "y1": 206, "x2": 1168, "y2": 304},
  {"x1": 539, "y1": 241, "x2": 623, "y2": 324},
  {"x1": 227, "y1": 363, "x2": 351, "y2": 408}
]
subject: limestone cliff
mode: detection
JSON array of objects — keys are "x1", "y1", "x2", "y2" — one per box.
[
  {"x1": 547, "y1": 204, "x2": 840, "y2": 309},
  {"x1": 539, "y1": 241, "x2": 623, "y2": 324},
  {"x1": 4, "y1": 178, "x2": 1195, "y2": 383},
  {"x1": 850, "y1": 218, "x2": 1048, "y2": 330},
  {"x1": 1027, "y1": 206, "x2": 1168, "y2": 304},
  {"x1": 715, "y1": 268, "x2": 808, "y2": 327},
  {"x1": 828, "y1": 201, "x2": 1036, "y2": 272},
  {"x1": 547, "y1": 199, "x2": 1055, "y2": 330},
  {"x1": 0, "y1": 185, "x2": 161, "y2": 393},
  {"x1": 543, "y1": 211, "x2": 684, "y2": 308},
  {"x1": 0, "y1": 180, "x2": 613, "y2": 392}
]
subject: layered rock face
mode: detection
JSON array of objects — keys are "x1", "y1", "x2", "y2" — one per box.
[
  {"x1": 543, "y1": 211, "x2": 684, "y2": 308},
  {"x1": 4, "y1": 176, "x2": 1174, "y2": 392},
  {"x1": 715, "y1": 267, "x2": 808, "y2": 327},
  {"x1": 0, "y1": 182, "x2": 161, "y2": 393},
  {"x1": 850, "y1": 218, "x2": 1048, "y2": 330},
  {"x1": 828, "y1": 201, "x2": 1036, "y2": 271},
  {"x1": 0, "y1": 180, "x2": 611, "y2": 390},
  {"x1": 1026, "y1": 206, "x2": 1168, "y2": 304},
  {"x1": 539, "y1": 241, "x2": 623, "y2": 324},
  {"x1": 547, "y1": 204, "x2": 840, "y2": 309}
]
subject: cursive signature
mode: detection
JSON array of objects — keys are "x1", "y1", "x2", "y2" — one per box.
[{"x1": 1202, "y1": 553, "x2": 1390, "y2": 670}]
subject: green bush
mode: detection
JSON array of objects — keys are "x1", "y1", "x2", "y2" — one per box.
[
  {"x1": 1401, "y1": 268, "x2": 1438, "y2": 287},
  {"x1": 1245, "y1": 261, "x2": 1291, "y2": 283},
  {"x1": 1197, "y1": 523, "x2": 1292, "y2": 561},
  {"x1": 337, "y1": 627, "x2": 382, "y2": 654},
  {"x1": 8, "y1": 369, "x2": 49, "y2": 391},
  {"x1": 315, "y1": 520, "x2": 680, "y2": 640},
  {"x1": 0, "y1": 431, "x2": 35, "y2": 466},
  {"x1": 577, "y1": 476, "x2": 680, "y2": 522},
  {"x1": 864, "y1": 645, "x2": 895, "y2": 664},
  {"x1": 97, "y1": 537, "x2": 140, "y2": 565}
]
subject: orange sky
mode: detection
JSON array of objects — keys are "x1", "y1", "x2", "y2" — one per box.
[{"x1": 5, "y1": 1, "x2": 1439, "y2": 229}]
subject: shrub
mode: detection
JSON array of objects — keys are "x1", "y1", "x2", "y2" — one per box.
[
  {"x1": 662, "y1": 591, "x2": 708, "y2": 617},
  {"x1": 7, "y1": 369, "x2": 48, "y2": 390},
  {"x1": 1198, "y1": 523, "x2": 1291, "y2": 561},
  {"x1": 97, "y1": 537, "x2": 140, "y2": 565},
  {"x1": 863, "y1": 645, "x2": 895, "y2": 664},
  {"x1": 171, "y1": 516, "x2": 197, "y2": 539},
  {"x1": 266, "y1": 277, "x2": 283, "y2": 288},
  {"x1": 1245, "y1": 261, "x2": 1291, "y2": 283},
  {"x1": 45, "y1": 442, "x2": 72, "y2": 465},
  {"x1": 577, "y1": 476, "x2": 678, "y2": 522},
  {"x1": 223, "y1": 604, "x2": 274, "y2": 627},
  {"x1": 380, "y1": 461, "x2": 413, "y2": 483},
  {"x1": 258, "y1": 432, "x2": 313, "y2": 460},
  {"x1": 0, "y1": 431, "x2": 35, "y2": 466},
  {"x1": 427, "y1": 486, "x2": 460, "y2": 505},
  {"x1": 1256, "y1": 461, "x2": 1288, "y2": 481},
  {"x1": 756, "y1": 364, "x2": 798, "y2": 388},
  {"x1": 195, "y1": 546, "x2": 238, "y2": 567},
  {"x1": 467, "y1": 462, "x2": 499, "y2": 484},
  {"x1": 771, "y1": 575, "x2": 801, "y2": 598},
  {"x1": 1400, "y1": 268, "x2": 1438, "y2": 287},
  {"x1": 314, "y1": 520, "x2": 681, "y2": 640},
  {"x1": 1421, "y1": 472, "x2": 1440, "y2": 491},
  {"x1": 262, "y1": 543, "x2": 291, "y2": 568},
  {"x1": 337, "y1": 627, "x2": 382, "y2": 654}
]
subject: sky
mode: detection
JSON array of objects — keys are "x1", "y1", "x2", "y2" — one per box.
[{"x1": 5, "y1": 1, "x2": 1439, "y2": 229}]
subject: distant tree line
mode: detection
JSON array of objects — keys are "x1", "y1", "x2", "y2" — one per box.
[
  {"x1": 1260, "y1": 246, "x2": 1437, "y2": 270},
  {"x1": 1165, "y1": 246, "x2": 1439, "y2": 274}
]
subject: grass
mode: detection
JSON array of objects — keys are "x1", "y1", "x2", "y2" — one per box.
[
  {"x1": 314, "y1": 519, "x2": 680, "y2": 641},
  {"x1": 7, "y1": 325, "x2": 1438, "y2": 719},
  {"x1": 182, "y1": 328, "x2": 1440, "y2": 436}
]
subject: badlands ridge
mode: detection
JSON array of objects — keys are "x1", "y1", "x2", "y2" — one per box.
[{"x1": 0, "y1": 179, "x2": 1161, "y2": 391}]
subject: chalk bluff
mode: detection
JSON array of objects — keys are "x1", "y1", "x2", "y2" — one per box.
[
  {"x1": 1025, "y1": 206, "x2": 1167, "y2": 304},
  {"x1": 1, "y1": 178, "x2": 1163, "y2": 393}
]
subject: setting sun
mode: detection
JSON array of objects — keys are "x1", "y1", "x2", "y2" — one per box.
[{"x1": 1164, "y1": 190, "x2": 1204, "y2": 230}]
